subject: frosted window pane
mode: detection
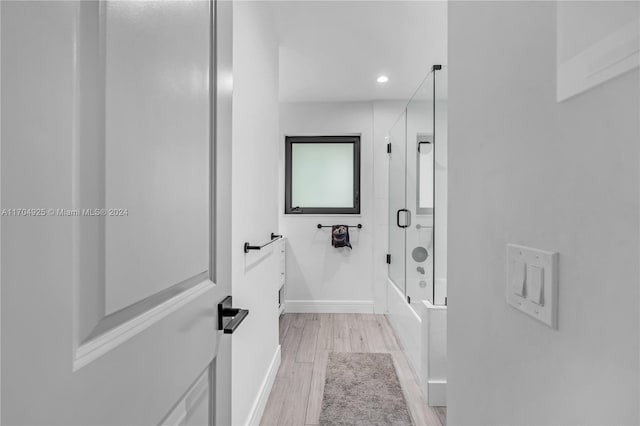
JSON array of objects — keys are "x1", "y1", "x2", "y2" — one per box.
[{"x1": 291, "y1": 143, "x2": 354, "y2": 208}]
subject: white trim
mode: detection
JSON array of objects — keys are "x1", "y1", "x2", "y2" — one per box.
[
  {"x1": 421, "y1": 299, "x2": 447, "y2": 311},
  {"x1": 386, "y1": 281, "x2": 422, "y2": 380},
  {"x1": 285, "y1": 300, "x2": 374, "y2": 313},
  {"x1": 246, "y1": 345, "x2": 281, "y2": 426},
  {"x1": 73, "y1": 280, "x2": 215, "y2": 371},
  {"x1": 420, "y1": 300, "x2": 447, "y2": 407},
  {"x1": 160, "y1": 368, "x2": 210, "y2": 426},
  {"x1": 387, "y1": 280, "x2": 448, "y2": 407},
  {"x1": 557, "y1": 18, "x2": 639, "y2": 102},
  {"x1": 0, "y1": 3, "x2": 3, "y2": 420},
  {"x1": 161, "y1": 407, "x2": 186, "y2": 426},
  {"x1": 426, "y1": 380, "x2": 447, "y2": 407}
]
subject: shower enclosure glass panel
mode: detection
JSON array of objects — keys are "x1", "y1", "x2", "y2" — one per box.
[
  {"x1": 406, "y1": 74, "x2": 435, "y2": 302},
  {"x1": 387, "y1": 66, "x2": 447, "y2": 306},
  {"x1": 433, "y1": 69, "x2": 448, "y2": 305},
  {"x1": 388, "y1": 111, "x2": 407, "y2": 295}
]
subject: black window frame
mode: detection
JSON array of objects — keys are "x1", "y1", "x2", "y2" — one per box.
[{"x1": 284, "y1": 135, "x2": 361, "y2": 215}]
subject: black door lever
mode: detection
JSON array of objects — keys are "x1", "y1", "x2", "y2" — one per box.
[{"x1": 218, "y1": 296, "x2": 249, "y2": 334}]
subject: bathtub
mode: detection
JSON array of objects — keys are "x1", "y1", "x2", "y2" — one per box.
[{"x1": 387, "y1": 279, "x2": 447, "y2": 406}]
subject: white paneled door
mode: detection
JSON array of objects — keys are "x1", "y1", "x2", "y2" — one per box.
[{"x1": 1, "y1": 1, "x2": 233, "y2": 424}]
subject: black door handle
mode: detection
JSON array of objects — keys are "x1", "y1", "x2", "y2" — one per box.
[
  {"x1": 218, "y1": 296, "x2": 249, "y2": 334},
  {"x1": 397, "y1": 209, "x2": 409, "y2": 228}
]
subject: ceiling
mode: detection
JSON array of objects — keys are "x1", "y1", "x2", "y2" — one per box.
[{"x1": 269, "y1": 1, "x2": 447, "y2": 103}]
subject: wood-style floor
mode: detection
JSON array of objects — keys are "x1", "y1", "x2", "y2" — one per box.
[{"x1": 260, "y1": 313, "x2": 446, "y2": 426}]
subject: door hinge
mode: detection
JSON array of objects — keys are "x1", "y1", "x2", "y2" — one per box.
[
  {"x1": 407, "y1": 296, "x2": 411, "y2": 304},
  {"x1": 386, "y1": 254, "x2": 391, "y2": 264},
  {"x1": 387, "y1": 143, "x2": 391, "y2": 153},
  {"x1": 445, "y1": 297, "x2": 448, "y2": 306}
]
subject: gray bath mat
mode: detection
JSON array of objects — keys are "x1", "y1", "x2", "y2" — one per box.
[{"x1": 319, "y1": 352, "x2": 412, "y2": 426}]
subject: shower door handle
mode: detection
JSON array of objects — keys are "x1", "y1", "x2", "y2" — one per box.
[{"x1": 396, "y1": 209, "x2": 411, "y2": 228}]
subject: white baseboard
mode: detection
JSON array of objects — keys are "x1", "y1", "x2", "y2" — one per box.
[
  {"x1": 285, "y1": 300, "x2": 374, "y2": 313},
  {"x1": 427, "y1": 380, "x2": 447, "y2": 407},
  {"x1": 246, "y1": 345, "x2": 281, "y2": 426}
]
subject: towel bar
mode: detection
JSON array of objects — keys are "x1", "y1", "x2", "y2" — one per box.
[
  {"x1": 317, "y1": 224, "x2": 362, "y2": 229},
  {"x1": 244, "y1": 233, "x2": 282, "y2": 253}
]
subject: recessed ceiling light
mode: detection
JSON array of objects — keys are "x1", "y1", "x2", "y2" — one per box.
[{"x1": 377, "y1": 75, "x2": 389, "y2": 83}]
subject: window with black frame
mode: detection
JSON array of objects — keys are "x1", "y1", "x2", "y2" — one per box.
[{"x1": 284, "y1": 135, "x2": 361, "y2": 214}]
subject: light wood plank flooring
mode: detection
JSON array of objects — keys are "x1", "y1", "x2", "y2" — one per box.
[{"x1": 260, "y1": 313, "x2": 446, "y2": 426}]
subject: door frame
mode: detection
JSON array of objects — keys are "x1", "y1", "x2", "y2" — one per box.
[{"x1": 212, "y1": 0, "x2": 234, "y2": 424}]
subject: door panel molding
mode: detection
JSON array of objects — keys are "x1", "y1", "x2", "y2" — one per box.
[
  {"x1": 1, "y1": 1, "x2": 227, "y2": 423},
  {"x1": 160, "y1": 365, "x2": 211, "y2": 426},
  {"x1": 73, "y1": 272, "x2": 213, "y2": 371},
  {"x1": 70, "y1": 0, "x2": 216, "y2": 370}
]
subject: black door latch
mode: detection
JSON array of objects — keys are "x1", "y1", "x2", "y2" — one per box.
[{"x1": 218, "y1": 296, "x2": 249, "y2": 334}]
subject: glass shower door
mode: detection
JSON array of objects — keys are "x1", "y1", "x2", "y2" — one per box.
[
  {"x1": 388, "y1": 111, "x2": 407, "y2": 294},
  {"x1": 406, "y1": 73, "x2": 435, "y2": 302},
  {"x1": 433, "y1": 67, "x2": 448, "y2": 305},
  {"x1": 387, "y1": 65, "x2": 447, "y2": 306}
]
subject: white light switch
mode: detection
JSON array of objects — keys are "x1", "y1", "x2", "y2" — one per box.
[
  {"x1": 506, "y1": 244, "x2": 558, "y2": 329},
  {"x1": 527, "y1": 265, "x2": 544, "y2": 306},
  {"x1": 511, "y1": 261, "x2": 526, "y2": 297}
]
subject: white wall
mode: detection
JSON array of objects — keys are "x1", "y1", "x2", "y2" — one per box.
[
  {"x1": 232, "y1": 3, "x2": 280, "y2": 424},
  {"x1": 279, "y1": 101, "x2": 405, "y2": 314},
  {"x1": 279, "y1": 102, "x2": 376, "y2": 312},
  {"x1": 448, "y1": 2, "x2": 640, "y2": 424}
]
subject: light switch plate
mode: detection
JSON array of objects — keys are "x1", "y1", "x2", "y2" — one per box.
[{"x1": 506, "y1": 244, "x2": 559, "y2": 329}]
